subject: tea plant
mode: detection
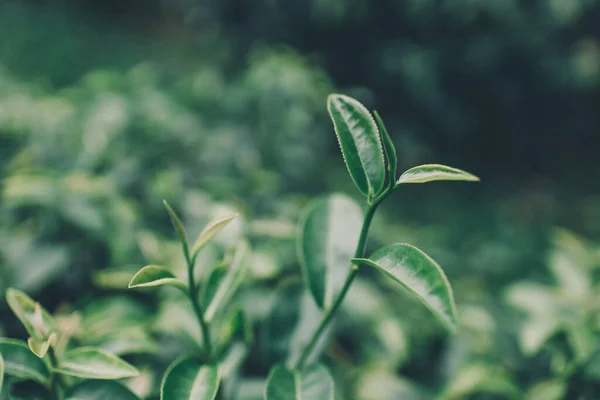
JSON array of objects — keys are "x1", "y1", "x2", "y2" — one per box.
[
  {"x1": 0, "y1": 289, "x2": 139, "y2": 399},
  {"x1": 127, "y1": 202, "x2": 245, "y2": 399},
  {"x1": 260, "y1": 94, "x2": 479, "y2": 398}
]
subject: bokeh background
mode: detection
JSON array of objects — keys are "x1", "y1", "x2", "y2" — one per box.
[{"x1": 1, "y1": 0, "x2": 600, "y2": 398}]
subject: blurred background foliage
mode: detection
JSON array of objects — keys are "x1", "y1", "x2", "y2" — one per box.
[{"x1": 1, "y1": 0, "x2": 600, "y2": 398}]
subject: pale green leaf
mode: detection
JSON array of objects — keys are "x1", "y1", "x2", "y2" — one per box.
[
  {"x1": 5, "y1": 289, "x2": 56, "y2": 341},
  {"x1": 298, "y1": 194, "x2": 362, "y2": 309},
  {"x1": 525, "y1": 380, "x2": 566, "y2": 400},
  {"x1": 54, "y1": 347, "x2": 139, "y2": 379},
  {"x1": 0, "y1": 339, "x2": 50, "y2": 385},
  {"x1": 128, "y1": 265, "x2": 187, "y2": 291},
  {"x1": 357, "y1": 370, "x2": 429, "y2": 400},
  {"x1": 0, "y1": 353, "x2": 4, "y2": 393},
  {"x1": 92, "y1": 327, "x2": 159, "y2": 356},
  {"x1": 443, "y1": 364, "x2": 521, "y2": 400},
  {"x1": 27, "y1": 333, "x2": 56, "y2": 358},
  {"x1": 163, "y1": 200, "x2": 188, "y2": 246},
  {"x1": 204, "y1": 241, "x2": 249, "y2": 323},
  {"x1": 373, "y1": 110, "x2": 397, "y2": 184},
  {"x1": 264, "y1": 363, "x2": 334, "y2": 400},
  {"x1": 353, "y1": 243, "x2": 458, "y2": 333},
  {"x1": 396, "y1": 164, "x2": 479, "y2": 184},
  {"x1": 327, "y1": 94, "x2": 385, "y2": 197},
  {"x1": 191, "y1": 213, "x2": 239, "y2": 258},
  {"x1": 66, "y1": 380, "x2": 140, "y2": 400},
  {"x1": 161, "y1": 358, "x2": 220, "y2": 400}
]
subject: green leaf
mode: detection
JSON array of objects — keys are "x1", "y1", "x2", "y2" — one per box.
[
  {"x1": 216, "y1": 308, "x2": 253, "y2": 354},
  {"x1": 525, "y1": 380, "x2": 566, "y2": 400},
  {"x1": 191, "y1": 213, "x2": 239, "y2": 258},
  {"x1": 0, "y1": 339, "x2": 50, "y2": 385},
  {"x1": 5, "y1": 289, "x2": 56, "y2": 341},
  {"x1": 163, "y1": 200, "x2": 188, "y2": 246},
  {"x1": 199, "y1": 267, "x2": 226, "y2": 309},
  {"x1": 444, "y1": 364, "x2": 521, "y2": 400},
  {"x1": 204, "y1": 241, "x2": 249, "y2": 323},
  {"x1": 298, "y1": 194, "x2": 363, "y2": 309},
  {"x1": 54, "y1": 347, "x2": 139, "y2": 379},
  {"x1": 396, "y1": 164, "x2": 479, "y2": 184},
  {"x1": 128, "y1": 265, "x2": 187, "y2": 291},
  {"x1": 264, "y1": 363, "x2": 334, "y2": 400},
  {"x1": 160, "y1": 358, "x2": 220, "y2": 400},
  {"x1": 27, "y1": 333, "x2": 57, "y2": 358},
  {"x1": 373, "y1": 111, "x2": 397, "y2": 185},
  {"x1": 66, "y1": 380, "x2": 140, "y2": 400},
  {"x1": 353, "y1": 243, "x2": 458, "y2": 333},
  {"x1": 92, "y1": 327, "x2": 159, "y2": 356},
  {"x1": 327, "y1": 94, "x2": 385, "y2": 197}
]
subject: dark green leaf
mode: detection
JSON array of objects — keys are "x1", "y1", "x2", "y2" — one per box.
[
  {"x1": 5, "y1": 289, "x2": 56, "y2": 341},
  {"x1": 396, "y1": 164, "x2": 479, "y2": 184},
  {"x1": 66, "y1": 380, "x2": 140, "y2": 400},
  {"x1": 373, "y1": 110, "x2": 397, "y2": 185},
  {"x1": 0, "y1": 339, "x2": 50, "y2": 385},
  {"x1": 199, "y1": 267, "x2": 226, "y2": 310},
  {"x1": 298, "y1": 194, "x2": 362, "y2": 309},
  {"x1": 327, "y1": 94, "x2": 385, "y2": 197},
  {"x1": 353, "y1": 243, "x2": 458, "y2": 333},
  {"x1": 55, "y1": 347, "x2": 139, "y2": 379},
  {"x1": 163, "y1": 200, "x2": 188, "y2": 247},
  {"x1": 191, "y1": 213, "x2": 239, "y2": 258},
  {"x1": 128, "y1": 265, "x2": 187, "y2": 291},
  {"x1": 264, "y1": 363, "x2": 334, "y2": 400},
  {"x1": 160, "y1": 358, "x2": 219, "y2": 400}
]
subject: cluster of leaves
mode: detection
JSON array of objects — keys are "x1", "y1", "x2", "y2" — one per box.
[{"x1": 0, "y1": 289, "x2": 139, "y2": 398}]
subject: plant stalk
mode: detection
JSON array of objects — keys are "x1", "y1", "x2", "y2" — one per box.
[
  {"x1": 185, "y1": 248, "x2": 214, "y2": 362},
  {"x1": 48, "y1": 347, "x2": 63, "y2": 400},
  {"x1": 294, "y1": 189, "x2": 390, "y2": 369}
]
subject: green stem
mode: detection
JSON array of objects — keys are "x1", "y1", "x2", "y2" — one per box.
[
  {"x1": 185, "y1": 249, "x2": 214, "y2": 362},
  {"x1": 48, "y1": 347, "x2": 63, "y2": 400},
  {"x1": 294, "y1": 189, "x2": 390, "y2": 369}
]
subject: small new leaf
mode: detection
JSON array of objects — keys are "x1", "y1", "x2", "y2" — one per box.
[
  {"x1": 264, "y1": 363, "x2": 334, "y2": 400},
  {"x1": 327, "y1": 94, "x2": 386, "y2": 197},
  {"x1": 396, "y1": 164, "x2": 479, "y2": 185},
  {"x1": 27, "y1": 332, "x2": 57, "y2": 358},
  {"x1": 54, "y1": 347, "x2": 139, "y2": 379},
  {"x1": 353, "y1": 243, "x2": 458, "y2": 333},
  {"x1": 0, "y1": 339, "x2": 50, "y2": 385},
  {"x1": 163, "y1": 200, "x2": 188, "y2": 246},
  {"x1": 373, "y1": 111, "x2": 397, "y2": 185},
  {"x1": 161, "y1": 358, "x2": 220, "y2": 400},
  {"x1": 191, "y1": 213, "x2": 239, "y2": 258},
  {"x1": 5, "y1": 289, "x2": 57, "y2": 341},
  {"x1": 128, "y1": 265, "x2": 187, "y2": 291}
]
